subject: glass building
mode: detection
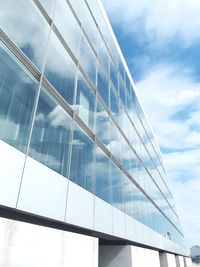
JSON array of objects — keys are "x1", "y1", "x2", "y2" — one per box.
[{"x1": 0, "y1": 0, "x2": 189, "y2": 266}]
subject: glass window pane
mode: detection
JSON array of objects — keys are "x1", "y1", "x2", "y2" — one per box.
[
  {"x1": 95, "y1": 146, "x2": 111, "y2": 203},
  {"x1": 70, "y1": 124, "x2": 94, "y2": 193},
  {"x1": 0, "y1": 0, "x2": 50, "y2": 70},
  {"x1": 119, "y1": 79, "x2": 126, "y2": 107},
  {"x1": 123, "y1": 175, "x2": 133, "y2": 217},
  {"x1": 95, "y1": 101, "x2": 110, "y2": 148},
  {"x1": 121, "y1": 136, "x2": 130, "y2": 172},
  {"x1": 111, "y1": 162, "x2": 124, "y2": 212},
  {"x1": 125, "y1": 74, "x2": 132, "y2": 101},
  {"x1": 118, "y1": 59, "x2": 124, "y2": 82},
  {"x1": 98, "y1": 35, "x2": 109, "y2": 73},
  {"x1": 110, "y1": 60, "x2": 118, "y2": 91},
  {"x1": 110, "y1": 86, "x2": 119, "y2": 123},
  {"x1": 79, "y1": 35, "x2": 97, "y2": 85},
  {"x1": 97, "y1": 65, "x2": 109, "y2": 107},
  {"x1": 69, "y1": 0, "x2": 98, "y2": 50},
  {"x1": 75, "y1": 73, "x2": 95, "y2": 130},
  {"x1": 132, "y1": 185, "x2": 143, "y2": 222},
  {"x1": 54, "y1": 0, "x2": 81, "y2": 58},
  {"x1": 110, "y1": 121, "x2": 121, "y2": 163},
  {"x1": 0, "y1": 44, "x2": 37, "y2": 153},
  {"x1": 40, "y1": 0, "x2": 56, "y2": 17},
  {"x1": 44, "y1": 32, "x2": 77, "y2": 105},
  {"x1": 29, "y1": 89, "x2": 72, "y2": 176}
]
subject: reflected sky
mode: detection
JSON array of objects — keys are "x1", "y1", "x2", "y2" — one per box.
[
  {"x1": 0, "y1": 0, "x2": 182, "y2": 242},
  {"x1": 29, "y1": 89, "x2": 72, "y2": 176},
  {"x1": 44, "y1": 31, "x2": 76, "y2": 106},
  {"x1": 0, "y1": 44, "x2": 37, "y2": 153},
  {"x1": 0, "y1": 0, "x2": 50, "y2": 70}
]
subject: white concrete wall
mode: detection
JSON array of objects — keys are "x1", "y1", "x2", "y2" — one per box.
[
  {"x1": 0, "y1": 140, "x2": 25, "y2": 208},
  {"x1": 0, "y1": 217, "x2": 98, "y2": 267}
]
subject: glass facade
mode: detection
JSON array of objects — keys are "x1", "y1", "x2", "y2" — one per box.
[{"x1": 0, "y1": 0, "x2": 184, "y2": 247}]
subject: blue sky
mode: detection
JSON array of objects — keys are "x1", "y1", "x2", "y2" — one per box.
[{"x1": 103, "y1": 0, "x2": 200, "y2": 248}]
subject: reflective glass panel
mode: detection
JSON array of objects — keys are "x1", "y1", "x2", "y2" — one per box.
[
  {"x1": 29, "y1": 89, "x2": 72, "y2": 176},
  {"x1": 111, "y1": 162, "x2": 124, "y2": 212},
  {"x1": 70, "y1": 124, "x2": 94, "y2": 193},
  {"x1": 54, "y1": 0, "x2": 81, "y2": 58},
  {"x1": 132, "y1": 185, "x2": 143, "y2": 222},
  {"x1": 121, "y1": 136, "x2": 130, "y2": 172},
  {"x1": 110, "y1": 86, "x2": 120, "y2": 124},
  {"x1": 44, "y1": 31, "x2": 77, "y2": 105},
  {"x1": 75, "y1": 73, "x2": 95, "y2": 130},
  {"x1": 0, "y1": 44, "x2": 37, "y2": 153},
  {"x1": 40, "y1": 0, "x2": 56, "y2": 17},
  {"x1": 119, "y1": 79, "x2": 126, "y2": 107},
  {"x1": 98, "y1": 35, "x2": 109, "y2": 73},
  {"x1": 97, "y1": 65, "x2": 109, "y2": 107},
  {"x1": 118, "y1": 59, "x2": 124, "y2": 82},
  {"x1": 122, "y1": 175, "x2": 133, "y2": 217},
  {"x1": 95, "y1": 101, "x2": 110, "y2": 148},
  {"x1": 125, "y1": 73, "x2": 131, "y2": 95},
  {"x1": 95, "y1": 146, "x2": 111, "y2": 203},
  {"x1": 79, "y1": 35, "x2": 97, "y2": 85},
  {"x1": 110, "y1": 60, "x2": 118, "y2": 91},
  {"x1": 69, "y1": 0, "x2": 98, "y2": 50},
  {"x1": 110, "y1": 121, "x2": 121, "y2": 162},
  {"x1": 0, "y1": 0, "x2": 50, "y2": 70}
]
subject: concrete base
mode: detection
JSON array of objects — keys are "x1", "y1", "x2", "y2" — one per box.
[
  {"x1": 160, "y1": 253, "x2": 192, "y2": 267},
  {"x1": 100, "y1": 247, "x2": 191, "y2": 267},
  {"x1": 99, "y1": 245, "x2": 160, "y2": 267},
  {"x1": 0, "y1": 217, "x2": 98, "y2": 267},
  {"x1": 184, "y1": 257, "x2": 192, "y2": 267},
  {"x1": 0, "y1": 216, "x2": 190, "y2": 267}
]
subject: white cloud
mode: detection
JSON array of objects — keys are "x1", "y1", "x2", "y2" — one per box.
[
  {"x1": 103, "y1": 0, "x2": 200, "y2": 249},
  {"x1": 170, "y1": 176, "x2": 200, "y2": 247},
  {"x1": 103, "y1": 0, "x2": 200, "y2": 47},
  {"x1": 137, "y1": 64, "x2": 200, "y2": 149},
  {"x1": 136, "y1": 63, "x2": 200, "y2": 247}
]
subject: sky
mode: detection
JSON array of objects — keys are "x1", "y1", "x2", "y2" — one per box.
[{"x1": 103, "y1": 0, "x2": 200, "y2": 249}]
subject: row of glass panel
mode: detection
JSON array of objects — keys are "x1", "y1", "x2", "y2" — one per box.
[
  {"x1": 0, "y1": 0, "x2": 172, "y2": 206},
  {"x1": 0, "y1": 1, "x2": 180, "y2": 229},
  {"x1": 72, "y1": 0, "x2": 177, "y2": 212},
  {"x1": 1, "y1": 0, "x2": 181, "y2": 231},
  {"x1": 0, "y1": 41, "x2": 182, "y2": 242},
  {"x1": 42, "y1": 0, "x2": 182, "y2": 233}
]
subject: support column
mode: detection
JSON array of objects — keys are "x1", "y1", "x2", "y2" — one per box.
[
  {"x1": 176, "y1": 255, "x2": 185, "y2": 267},
  {"x1": 99, "y1": 245, "x2": 132, "y2": 267},
  {"x1": 160, "y1": 252, "x2": 169, "y2": 267},
  {"x1": 175, "y1": 255, "x2": 181, "y2": 267}
]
